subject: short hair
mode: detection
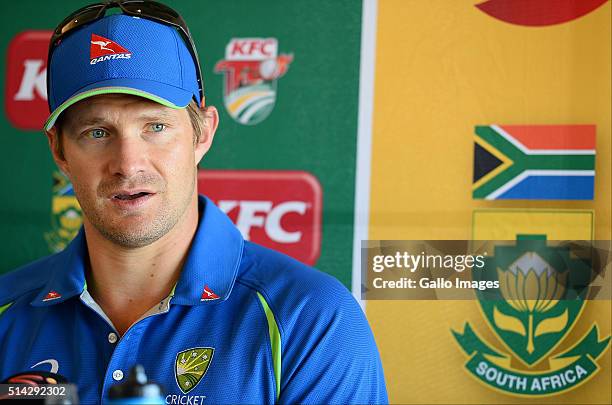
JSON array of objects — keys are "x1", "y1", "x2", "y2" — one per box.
[{"x1": 52, "y1": 99, "x2": 205, "y2": 161}]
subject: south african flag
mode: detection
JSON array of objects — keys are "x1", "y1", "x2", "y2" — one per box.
[{"x1": 473, "y1": 125, "x2": 596, "y2": 200}]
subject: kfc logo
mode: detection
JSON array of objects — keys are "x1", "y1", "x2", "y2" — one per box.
[
  {"x1": 225, "y1": 38, "x2": 278, "y2": 60},
  {"x1": 217, "y1": 200, "x2": 308, "y2": 243},
  {"x1": 5, "y1": 31, "x2": 51, "y2": 130},
  {"x1": 198, "y1": 170, "x2": 322, "y2": 265},
  {"x1": 214, "y1": 38, "x2": 293, "y2": 125}
]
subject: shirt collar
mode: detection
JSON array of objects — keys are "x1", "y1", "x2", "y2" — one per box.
[
  {"x1": 31, "y1": 227, "x2": 88, "y2": 306},
  {"x1": 171, "y1": 195, "x2": 244, "y2": 305},
  {"x1": 32, "y1": 195, "x2": 244, "y2": 307}
]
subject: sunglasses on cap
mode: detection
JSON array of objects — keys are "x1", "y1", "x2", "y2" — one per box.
[{"x1": 47, "y1": 0, "x2": 204, "y2": 105}]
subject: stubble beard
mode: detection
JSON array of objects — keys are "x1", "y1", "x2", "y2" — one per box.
[{"x1": 75, "y1": 171, "x2": 196, "y2": 249}]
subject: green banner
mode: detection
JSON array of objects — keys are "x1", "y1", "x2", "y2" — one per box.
[{"x1": 0, "y1": 0, "x2": 363, "y2": 289}]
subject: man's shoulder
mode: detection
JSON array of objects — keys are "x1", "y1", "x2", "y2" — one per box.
[
  {"x1": 237, "y1": 240, "x2": 351, "y2": 301},
  {"x1": 0, "y1": 253, "x2": 59, "y2": 308},
  {"x1": 233, "y1": 242, "x2": 387, "y2": 405},
  {"x1": 235, "y1": 241, "x2": 361, "y2": 330}
]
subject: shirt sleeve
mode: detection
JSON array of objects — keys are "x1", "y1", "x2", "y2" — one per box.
[{"x1": 272, "y1": 277, "x2": 388, "y2": 405}]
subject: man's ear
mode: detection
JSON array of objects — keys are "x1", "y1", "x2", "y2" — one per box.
[
  {"x1": 45, "y1": 126, "x2": 71, "y2": 177},
  {"x1": 194, "y1": 105, "x2": 219, "y2": 165}
]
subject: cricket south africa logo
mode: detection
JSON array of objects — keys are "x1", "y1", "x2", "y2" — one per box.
[
  {"x1": 45, "y1": 171, "x2": 82, "y2": 253},
  {"x1": 452, "y1": 239, "x2": 610, "y2": 397},
  {"x1": 215, "y1": 38, "x2": 293, "y2": 125},
  {"x1": 175, "y1": 347, "x2": 214, "y2": 394}
]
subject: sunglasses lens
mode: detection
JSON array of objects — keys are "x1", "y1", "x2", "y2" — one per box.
[
  {"x1": 121, "y1": 1, "x2": 186, "y2": 31},
  {"x1": 53, "y1": 5, "x2": 105, "y2": 42}
]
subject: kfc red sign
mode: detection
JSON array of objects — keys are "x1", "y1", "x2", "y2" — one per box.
[
  {"x1": 226, "y1": 38, "x2": 277, "y2": 60},
  {"x1": 5, "y1": 31, "x2": 51, "y2": 130},
  {"x1": 475, "y1": 0, "x2": 608, "y2": 26},
  {"x1": 198, "y1": 170, "x2": 322, "y2": 265}
]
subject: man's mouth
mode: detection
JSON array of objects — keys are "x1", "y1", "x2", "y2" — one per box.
[{"x1": 112, "y1": 192, "x2": 153, "y2": 201}]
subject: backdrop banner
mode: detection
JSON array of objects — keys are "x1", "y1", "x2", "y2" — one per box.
[
  {"x1": 1, "y1": 1, "x2": 610, "y2": 404},
  {"x1": 0, "y1": 0, "x2": 363, "y2": 291}
]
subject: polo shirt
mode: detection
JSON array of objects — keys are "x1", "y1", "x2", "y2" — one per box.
[{"x1": 0, "y1": 195, "x2": 387, "y2": 404}]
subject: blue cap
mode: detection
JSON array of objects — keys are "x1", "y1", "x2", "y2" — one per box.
[{"x1": 45, "y1": 14, "x2": 201, "y2": 130}]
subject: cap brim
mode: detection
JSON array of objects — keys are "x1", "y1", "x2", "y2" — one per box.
[{"x1": 44, "y1": 78, "x2": 194, "y2": 131}]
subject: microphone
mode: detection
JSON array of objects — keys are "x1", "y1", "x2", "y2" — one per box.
[
  {"x1": 0, "y1": 370, "x2": 78, "y2": 404},
  {"x1": 107, "y1": 365, "x2": 165, "y2": 405}
]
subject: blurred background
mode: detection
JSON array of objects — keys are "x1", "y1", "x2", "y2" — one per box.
[{"x1": 1, "y1": 0, "x2": 610, "y2": 403}]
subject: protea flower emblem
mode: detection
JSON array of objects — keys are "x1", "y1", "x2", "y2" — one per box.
[
  {"x1": 472, "y1": 239, "x2": 593, "y2": 366},
  {"x1": 453, "y1": 238, "x2": 609, "y2": 397},
  {"x1": 496, "y1": 252, "x2": 569, "y2": 354}
]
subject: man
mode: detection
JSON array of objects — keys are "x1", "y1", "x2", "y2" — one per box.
[{"x1": 0, "y1": 1, "x2": 387, "y2": 404}]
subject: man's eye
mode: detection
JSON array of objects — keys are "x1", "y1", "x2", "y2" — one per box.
[
  {"x1": 150, "y1": 123, "x2": 166, "y2": 132},
  {"x1": 88, "y1": 129, "x2": 107, "y2": 139}
]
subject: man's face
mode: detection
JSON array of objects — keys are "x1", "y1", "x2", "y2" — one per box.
[{"x1": 48, "y1": 94, "x2": 212, "y2": 248}]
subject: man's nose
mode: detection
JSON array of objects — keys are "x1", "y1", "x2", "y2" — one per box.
[{"x1": 107, "y1": 135, "x2": 149, "y2": 178}]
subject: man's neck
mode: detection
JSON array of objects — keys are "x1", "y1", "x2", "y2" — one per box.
[{"x1": 83, "y1": 195, "x2": 200, "y2": 335}]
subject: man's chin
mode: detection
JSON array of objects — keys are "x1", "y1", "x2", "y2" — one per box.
[
  {"x1": 82, "y1": 191, "x2": 189, "y2": 248},
  {"x1": 94, "y1": 214, "x2": 175, "y2": 248},
  {"x1": 97, "y1": 226, "x2": 167, "y2": 248}
]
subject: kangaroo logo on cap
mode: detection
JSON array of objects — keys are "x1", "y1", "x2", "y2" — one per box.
[{"x1": 90, "y1": 34, "x2": 131, "y2": 65}]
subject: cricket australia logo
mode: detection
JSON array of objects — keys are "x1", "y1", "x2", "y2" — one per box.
[
  {"x1": 452, "y1": 239, "x2": 610, "y2": 396},
  {"x1": 214, "y1": 38, "x2": 293, "y2": 125},
  {"x1": 175, "y1": 347, "x2": 214, "y2": 394},
  {"x1": 44, "y1": 171, "x2": 82, "y2": 252}
]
